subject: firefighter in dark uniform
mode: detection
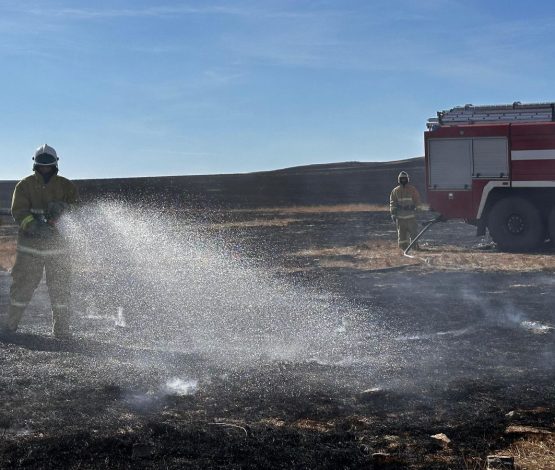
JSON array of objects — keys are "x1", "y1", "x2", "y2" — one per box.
[{"x1": 1, "y1": 144, "x2": 78, "y2": 338}]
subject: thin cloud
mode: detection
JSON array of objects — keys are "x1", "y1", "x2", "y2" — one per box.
[
  {"x1": 20, "y1": 3, "x2": 319, "y2": 21},
  {"x1": 38, "y1": 5, "x2": 245, "y2": 19},
  {"x1": 220, "y1": 2, "x2": 555, "y2": 90}
]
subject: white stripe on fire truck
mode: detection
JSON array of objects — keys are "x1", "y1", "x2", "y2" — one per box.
[
  {"x1": 511, "y1": 149, "x2": 555, "y2": 160},
  {"x1": 476, "y1": 180, "x2": 555, "y2": 219}
]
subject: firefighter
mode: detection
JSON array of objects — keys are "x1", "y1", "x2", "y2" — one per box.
[
  {"x1": 390, "y1": 171, "x2": 421, "y2": 250},
  {"x1": 0, "y1": 144, "x2": 78, "y2": 339}
]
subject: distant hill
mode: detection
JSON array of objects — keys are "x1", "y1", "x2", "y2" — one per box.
[{"x1": 0, "y1": 157, "x2": 425, "y2": 210}]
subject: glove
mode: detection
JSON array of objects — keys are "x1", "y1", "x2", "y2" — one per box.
[
  {"x1": 47, "y1": 201, "x2": 70, "y2": 223},
  {"x1": 24, "y1": 219, "x2": 55, "y2": 238}
]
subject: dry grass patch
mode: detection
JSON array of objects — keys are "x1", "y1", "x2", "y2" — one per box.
[
  {"x1": 420, "y1": 245, "x2": 555, "y2": 272},
  {"x1": 0, "y1": 238, "x2": 16, "y2": 271},
  {"x1": 208, "y1": 218, "x2": 299, "y2": 229},
  {"x1": 293, "y1": 242, "x2": 555, "y2": 272},
  {"x1": 232, "y1": 204, "x2": 389, "y2": 214},
  {"x1": 501, "y1": 435, "x2": 555, "y2": 470},
  {"x1": 294, "y1": 240, "x2": 420, "y2": 271},
  {"x1": 294, "y1": 419, "x2": 333, "y2": 433}
]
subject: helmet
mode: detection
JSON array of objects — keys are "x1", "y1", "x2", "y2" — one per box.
[
  {"x1": 33, "y1": 144, "x2": 59, "y2": 171},
  {"x1": 398, "y1": 171, "x2": 409, "y2": 184}
]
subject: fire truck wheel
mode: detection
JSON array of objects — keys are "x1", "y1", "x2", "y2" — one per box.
[
  {"x1": 548, "y1": 206, "x2": 555, "y2": 244},
  {"x1": 488, "y1": 197, "x2": 544, "y2": 252}
]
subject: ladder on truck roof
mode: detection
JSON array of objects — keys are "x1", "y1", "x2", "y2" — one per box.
[{"x1": 427, "y1": 102, "x2": 555, "y2": 129}]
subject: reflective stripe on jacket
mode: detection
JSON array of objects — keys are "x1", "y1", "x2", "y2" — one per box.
[{"x1": 12, "y1": 172, "x2": 78, "y2": 228}]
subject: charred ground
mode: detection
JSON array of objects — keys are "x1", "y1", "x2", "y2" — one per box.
[{"x1": 0, "y1": 183, "x2": 554, "y2": 469}]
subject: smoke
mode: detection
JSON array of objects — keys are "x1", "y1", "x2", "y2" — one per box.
[
  {"x1": 460, "y1": 284, "x2": 554, "y2": 333},
  {"x1": 164, "y1": 378, "x2": 198, "y2": 396}
]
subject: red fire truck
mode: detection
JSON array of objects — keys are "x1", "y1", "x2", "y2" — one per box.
[{"x1": 425, "y1": 102, "x2": 555, "y2": 251}]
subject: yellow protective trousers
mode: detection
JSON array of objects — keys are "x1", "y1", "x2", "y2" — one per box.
[
  {"x1": 396, "y1": 216, "x2": 418, "y2": 250},
  {"x1": 6, "y1": 246, "x2": 71, "y2": 334}
]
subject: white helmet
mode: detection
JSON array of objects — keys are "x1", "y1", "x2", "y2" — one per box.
[
  {"x1": 33, "y1": 144, "x2": 59, "y2": 170},
  {"x1": 398, "y1": 171, "x2": 410, "y2": 184}
]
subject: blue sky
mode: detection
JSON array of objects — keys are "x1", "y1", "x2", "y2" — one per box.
[{"x1": 1, "y1": 0, "x2": 554, "y2": 179}]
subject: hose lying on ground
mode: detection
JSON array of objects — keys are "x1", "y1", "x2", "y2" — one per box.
[{"x1": 403, "y1": 215, "x2": 446, "y2": 260}]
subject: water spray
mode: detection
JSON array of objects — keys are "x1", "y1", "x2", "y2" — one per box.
[{"x1": 57, "y1": 200, "x2": 398, "y2": 371}]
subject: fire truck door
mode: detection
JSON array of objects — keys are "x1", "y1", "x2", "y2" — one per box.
[
  {"x1": 472, "y1": 138, "x2": 509, "y2": 178},
  {"x1": 428, "y1": 139, "x2": 472, "y2": 189},
  {"x1": 471, "y1": 137, "x2": 509, "y2": 210}
]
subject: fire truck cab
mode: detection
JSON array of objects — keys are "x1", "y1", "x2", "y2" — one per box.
[{"x1": 425, "y1": 102, "x2": 555, "y2": 251}]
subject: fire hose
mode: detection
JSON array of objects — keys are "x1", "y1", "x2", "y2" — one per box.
[{"x1": 403, "y1": 214, "x2": 446, "y2": 260}]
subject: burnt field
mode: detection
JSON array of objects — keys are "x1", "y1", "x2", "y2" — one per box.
[{"x1": 0, "y1": 205, "x2": 554, "y2": 469}]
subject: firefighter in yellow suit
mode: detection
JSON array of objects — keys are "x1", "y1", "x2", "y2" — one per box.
[
  {"x1": 1, "y1": 144, "x2": 78, "y2": 339},
  {"x1": 390, "y1": 171, "x2": 421, "y2": 250}
]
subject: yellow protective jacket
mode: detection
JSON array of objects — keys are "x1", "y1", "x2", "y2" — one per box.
[
  {"x1": 390, "y1": 184, "x2": 421, "y2": 219},
  {"x1": 12, "y1": 172, "x2": 79, "y2": 253}
]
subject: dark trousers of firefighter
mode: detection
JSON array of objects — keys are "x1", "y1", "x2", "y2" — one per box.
[
  {"x1": 396, "y1": 217, "x2": 418, "y2": 250},
  {"x1": 7, "y1": 251, "x2": 71, "y2": 333}
]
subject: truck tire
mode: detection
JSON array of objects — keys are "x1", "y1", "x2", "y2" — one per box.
[
  {"x1": 488, "y1": 197, "x2": 544, "y2": 251},
  {"x1": 548, "y1": 206, "x2": 555, "y2": 244}
]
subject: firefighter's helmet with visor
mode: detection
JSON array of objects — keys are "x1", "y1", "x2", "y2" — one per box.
[
  {"x1": 398, "y1": 171, "x2": 410, "y2": 185},
  {"x1": 33, "y1": 144, "x2": 59, "y2": 170}
]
